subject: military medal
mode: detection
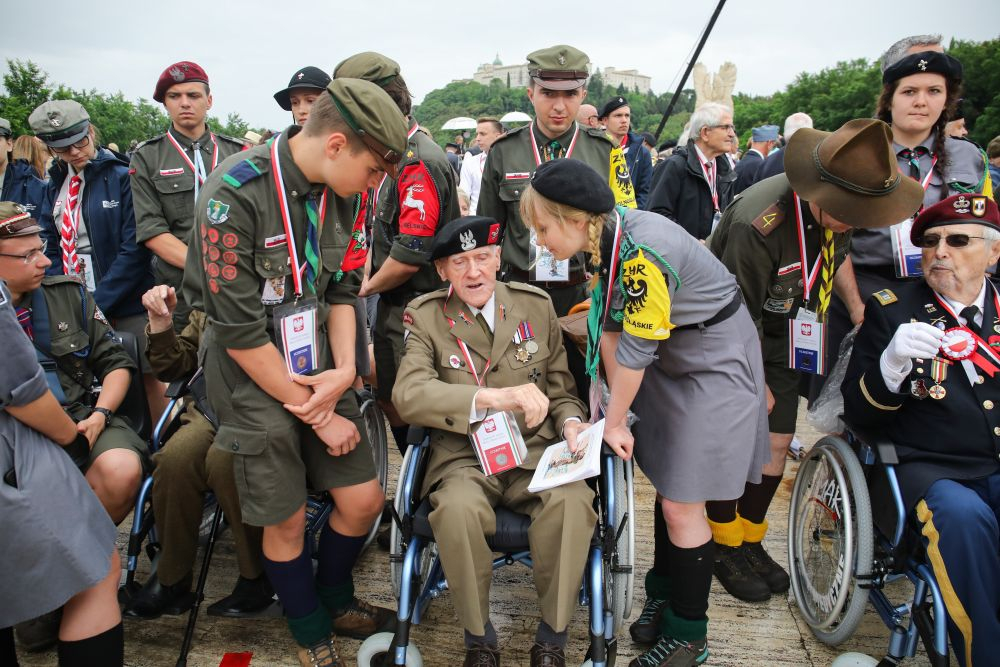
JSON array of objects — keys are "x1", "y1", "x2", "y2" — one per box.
[
  {"x1": 928, "y1": 357, "x2": 950, "y2": 400},
  {"x1": 515, "y1": 347, "x2": 530, "y2": 363},
  {"x1": 513, "y1": 320, "x2": 537, "y2": 359},
  {"x1": 525, "y1": 340, "x2": 539, "y2": 354},
  {"x1": 928, "y1": 384, "x2": 947, "y2": 400}
]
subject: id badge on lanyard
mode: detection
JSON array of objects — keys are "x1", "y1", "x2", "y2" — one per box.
[
  {"x1": 788, "y1": 307, "x2": 827, "y2": 375},
  {"x1": 890, "y1": 157, "x2": 936, "y2": 278},
  {"x1": 530, "y1": 228, "x2": 569, "y2": 282},
  {"x1": 470, "y1": 410, "x2": 528, "y2": 476},
  {"x1": 274, "y1": 297, "x2": 319, "y2": 376}
]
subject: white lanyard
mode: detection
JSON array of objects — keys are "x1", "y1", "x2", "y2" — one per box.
[
  {"x1": 166, "y1": 129, "x2": 219, "y2": 202},
  {"x1": 442, "y1": 285, "x2": 491, "y2": 386},
  {"x1": 793, "y1": 193, "x2": 824, "y2": 306},
  {"x1": 529, "y1": 121, "x2": 580, "y2": 166}
]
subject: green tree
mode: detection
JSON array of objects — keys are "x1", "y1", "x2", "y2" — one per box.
[
  {"x1": 0, "y1": 59, "x2": 53, "y2": 136},
  {"x1": 948, "y1": 37, "x2": 1000, "y2": 146}
]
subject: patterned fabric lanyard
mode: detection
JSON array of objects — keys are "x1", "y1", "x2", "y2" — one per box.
[
  {"x1": 442, "y1": 285, "x2": 491, "y2": 386},
  {"x1": 697, "y1": 148, "x2": 720, "y2": 211},
  {"x1": 585, "y1": 210, "x2": 624, "y2": 380},
  {"x1": 792, "y1": 193, "x2": 825, "y2": 311},
  {"x1": 270, "y1": 133, "x2": 326, "y2": 298},
  {"x1": 529, "y1": 121, "x2": 580, "y2": 166},
  {"x1": 166, "y1": 128, "x2": 219, "y2": 203}
]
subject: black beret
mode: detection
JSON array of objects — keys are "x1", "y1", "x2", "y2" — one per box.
[
  {"x1": 599, "y1": 96, "x2": 628, "y2": 119},
  {"x1": 883, "y1": 51, "x2": 963, "y2": 85},
  {"x1": 430, "y1": 216, "x2": 505, "y2": 260},
  {"x1": 274, "y1": 66, "x2": 332, "y2": 111},
  {"x1": 530, "y1": 159, "x2": 615, "y2": 213}
]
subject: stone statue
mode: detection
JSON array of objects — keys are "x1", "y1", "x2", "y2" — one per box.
[{"x1": 692, "y1": 61, "x2": 737, "y2": 110}]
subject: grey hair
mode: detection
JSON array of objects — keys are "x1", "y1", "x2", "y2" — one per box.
[
  {"x1": 784, "y1": 112, "x2": 813, "y2": 140},
  {"x1": 688, "y1": 103, "x2": 731, "y2": 141},
  {"x1": 982, "y1": 226, "x2": 1000, "y2": 243},
  {"x1": 880, "y1": 34, "x2": 943, "y2": 72}
]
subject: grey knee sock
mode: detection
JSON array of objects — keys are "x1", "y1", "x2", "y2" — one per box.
[
  {"x1": 464, "y1": 620, "x2": 497, "y2": 648},
  {"x1": 535, "y1": 620, "x2": 567, "y2": 648}
]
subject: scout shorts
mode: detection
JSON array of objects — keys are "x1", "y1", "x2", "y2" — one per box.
[
  {"x1": 88, "y1": 414, "x2": 153, "y2": 475},
  {"x1": 763, "y1": 332, "x2": 799, "y2": 434},
  {"x1": 373, "y1": 300, "x2": 407, "y2": 402}
]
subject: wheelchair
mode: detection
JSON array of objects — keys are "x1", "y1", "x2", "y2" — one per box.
[
  {"x1": 788, "y1": 425, "x2": 949, "y2": 666},
  {"x1": 357, "y1": 427, "x2": 636, "y2": 667}
]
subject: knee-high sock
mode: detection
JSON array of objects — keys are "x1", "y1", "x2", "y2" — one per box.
[
  {"x1": 738, "y1": 474, "x2": 783, "y2": 525},
  {"x1": 660, "y1": 539, "x2": 713, "y2": 643},
  {"x1": 316, "y1": 522, "x2": 366, "y2": 613},
  {"x1": 57, "y1": 622, "x2": 123, "y2": 667}
]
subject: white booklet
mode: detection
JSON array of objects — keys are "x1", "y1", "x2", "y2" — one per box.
[{"x1": 528, "y1": 419, "x2": 606, "y2": 493}]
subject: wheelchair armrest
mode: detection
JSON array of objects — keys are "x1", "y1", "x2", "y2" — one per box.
[
  {"x1": 843, "y1": 418, "x2": 899, "y2": 465},
  {"x1": 406, "y1": 425, "x2": 430, "y2": 447},
  {"x1": 164, "y1": 379, "x2": 189, "y2": 399}
]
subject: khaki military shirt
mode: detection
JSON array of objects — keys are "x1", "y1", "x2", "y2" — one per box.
[
  {"x1": 478, "y1": 122, "x2": 613, "y2": 274},
  {"x1": 17, "y1": 276, "x2": 135, "y2": 408},
  {"x1": 146, "y1": 309, "x2": 206, "y2": 382},
  {"x1": 184, "y1": 125, "x2": 361, "y2": 351},
  {"x1": 131, "y1": 126, "x2": 243, "y2": 289},
  {"x1": 393, "y1": 281, "x2": 585, "y2": 493},
  {"x1": 371, "y1": 119, "x2": 460, "y2": 296},
  {"x1": 709, "y1": 174, "x2": 851, "y2": 340}
]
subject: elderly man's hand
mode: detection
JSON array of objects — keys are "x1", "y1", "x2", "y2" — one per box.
[
  {"x1": 883, "y1": 322, "x2": 946, "y2": 370},
  {"x1": 479, "y1": 383, "x2": 550, "y2": 429},
  {"x1": 142, "y1": 285, "x2": 177, "y2": 333}
]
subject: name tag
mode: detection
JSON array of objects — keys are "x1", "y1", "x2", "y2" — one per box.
[
  {"x1": 78, "y1": 253, "x2": 97, "y2": 292},
  {"x1": 891, "y1": 216, "x2": 923, "y2": 278},
  {"x1": 788, "y1": 308, "x2": 826, "y2": 374},
  {"x1": 529, "y1": 229, "x2": 568, "y2": 282},
  {"x1": 470, "y1": 411, "x2": 527, "y2": 476},
  {"x1": 274, "y1": 297, "x2": 318, "y2": 375}
]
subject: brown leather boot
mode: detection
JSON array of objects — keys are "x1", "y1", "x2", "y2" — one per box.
[
  {"x1": 329, "y1": 597, "x2": 395, "y2": 639},
  {"x1": 463, "y1": 642, "x2": 500, "y2": 667}
]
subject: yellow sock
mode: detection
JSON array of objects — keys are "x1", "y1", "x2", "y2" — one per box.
[
  {"x1": 708, "y1": 517, "x2": 743, "y2": 547},
  {"x1": 739, "y1": 515, "x2": 768, "y2": 543}
]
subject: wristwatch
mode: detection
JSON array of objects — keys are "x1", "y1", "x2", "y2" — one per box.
[{"x1": 92, "y1": 407, "x2": 114, "y2": 427}]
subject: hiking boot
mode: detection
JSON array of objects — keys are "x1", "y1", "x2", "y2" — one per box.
[
  {"x1": 628, "y1": 636, "x2": 708, "y2": 667},
  {"x1": 14, "y1": 609, "x2": 61, "y2": 652},
  {"x1": 742, "y1": 541, "x2": 790, "y2": 594},
  {"x1": 463, "y1": 642, "x2": 500, "y2": 667},
  {"x1": 330, "y1": 597, "x2": 395, "y2": 639},
  {"x1": 629, "y1": 597, "x2": 667, "y2": 644},
  {"x1": 296, "y1": 634, "x2": 342, "y2": 667},
  {"x1": 713, "y1": 544, "x2": 771, "y2": 602}
]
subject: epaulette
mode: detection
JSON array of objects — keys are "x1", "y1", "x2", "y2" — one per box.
[
  {"x1": 222, "y1": 158, "x2": 266, "y2": 189},
  {"x1": 491, "y1": 124, "x2": 529, "y2": 146},
  {"x1": 507, "y1": 281, "x2": 550, "y2": 298},
  {"x1": 582, "y1": 126, "x2": 615, "y2": 145},
  {"x1": 215, "y1": 133, "x2": 245, "y2": 147},
  {"x1": 407, "y1": 288, "x2": 449, "y2": 309},
  {"x1": 133, "y1": 134, "x2": 166, "y2": 152},
  {"x1": 873, "y1": 289, "x2": 897, "y2": 306},
  {"x1": 750, "y1": 201, "x2": 785, "y2": 236}
]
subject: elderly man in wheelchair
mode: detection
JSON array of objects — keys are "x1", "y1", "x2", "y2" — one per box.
[
  {"x1": 389, "y1": 216, "x2": 597, "y2": 667},
  {"x1": 835, "y1": 194, "x2": 1000, "y2": 667}
]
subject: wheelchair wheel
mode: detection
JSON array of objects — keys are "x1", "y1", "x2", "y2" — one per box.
[
  {"x1": 788, "y1": 436, "x2": 874, "y2": 646},
  {"x1": 357, "y1": 631, "x2": 423, "y2": 667},
  {"x1": 606, "y1": 456, "x2": 635, "y2": 635},
  {"x1": 358, "y1": 388, "x2": 389, "y2": 549}
]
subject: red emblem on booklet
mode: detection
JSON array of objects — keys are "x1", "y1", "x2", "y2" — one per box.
[{"x1": 940, "y1": 327, "x2": 976, "y2": 361}]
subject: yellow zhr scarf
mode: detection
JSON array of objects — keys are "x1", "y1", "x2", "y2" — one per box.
[
  {"x1": 609, "y1": 146, "x2": 637, "y2": 209},
  {"x1": 622, "y1": 249, "x2": 673, "y2": 339}
]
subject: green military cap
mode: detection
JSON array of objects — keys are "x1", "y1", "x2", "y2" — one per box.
[
  {"x1": 0, "y1": 202, "x2": 43, "y2": 238},
  {"x1": 333, "y1": 52, "x2": 401, "y2": 88},
  {"x1": 526, "y1": 45, "x2": 590, "y2": 90},
  {"x1": 0, "y1": 117, "x2": 11, "y2": 138},
  {"x1": 29, "y1": 100, "x2": 90, "y2": 148},
  {"x1": 326, "y1": 78, "x2": 407, "y2": 178}
]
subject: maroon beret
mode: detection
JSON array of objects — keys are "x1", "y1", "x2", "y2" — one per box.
[
  {"x1": 910, "y1": 193, "x2": 1000, "y2": 244},
  {"x1": 153, "y1": 61, "x2": 209, "y2": 103}
]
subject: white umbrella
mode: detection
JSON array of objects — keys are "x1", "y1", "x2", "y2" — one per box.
[
  {"x1": 500, "y1": 111, "x2": 532, "y2": 124},
  {"x1": 440, "y1": 117, "x2": 478, "y2": 130}
]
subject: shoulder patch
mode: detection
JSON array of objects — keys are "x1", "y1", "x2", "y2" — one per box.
[
  {"x1": 507, "y1": 281, "x2": 549, "y2": 298},
  {"x1": 751, "y1": 202, "x2": 785, "y2": 236},
  {"x1": 873, "y1": 289, "x2": 897, "y2": 306},
  {"x1": 222, "y1": 159, "x2": 265, "y2": 189}
]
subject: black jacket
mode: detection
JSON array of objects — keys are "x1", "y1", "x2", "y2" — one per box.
[
  {"x1": 842, "y1": 280, "x2": 1000, "y2": 508},
  {"x1": 1, "y1": 159, "x2": 48, "y2": 215},
  {"x1": 733, "y1": 149, "x2": 765, "y2": 195},
  {"x1": 645, "y1": 141, "x2": 736, "y2": 240}
]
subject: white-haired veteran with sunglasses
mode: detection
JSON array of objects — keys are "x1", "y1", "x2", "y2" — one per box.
[{"x1": 843, "y1": 193, "x2": 1000, "y2": 667}]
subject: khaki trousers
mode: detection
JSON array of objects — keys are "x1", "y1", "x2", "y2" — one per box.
[
  {"x1": 152, "y1": 407, "x2": 263, "y2": 585},
  {"x1": 428, "y1": 465, "x2": 597, "y2": 636}
]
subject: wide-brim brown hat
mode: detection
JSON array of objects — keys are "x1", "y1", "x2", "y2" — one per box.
[{"x1": 785, "y1": 118, "x2": 924, "y2": 229}]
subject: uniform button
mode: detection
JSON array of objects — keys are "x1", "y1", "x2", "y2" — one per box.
[
  {"x1": 291, "y1": 190, "x2": 298, "y2": 197},
  {"x1": 978, "y1": 375, "x2": 986, "y2": 384},
  {"x1": 916, "y1": 367, "x2": 925, "y2": 374},
  {"x1": 994, "y1": 427, "x2": 1000, "y2": 437},
  {"x1": 985, "y1": 400, "x2": 995, "y2": 410},
  {"x1": 263, "y1": 259, "x2": 271, "y2": 270},
  {"x1": 445, "y1": 417, "x2": 454, "y2": 426},
  {"x1": 173, "y1": 184, "x2": 178, "y2": 188},
  {"x1": 232, "y1": 442, "x2": 239, "y2": 451},
  {"x1": 492, "y1": 366, "x2": 500, "y2": 372}
]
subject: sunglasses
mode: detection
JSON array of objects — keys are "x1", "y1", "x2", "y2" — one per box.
[{"x1": 915, "y1": 233, "x2": 987, "y2": 248}]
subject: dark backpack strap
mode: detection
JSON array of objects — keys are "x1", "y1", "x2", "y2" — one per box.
[{"x1": 30, "y1": 288, "x2": 68, "y2": 404}]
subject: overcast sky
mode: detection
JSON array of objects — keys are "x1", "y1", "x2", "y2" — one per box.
[{"x1": 7, "y1": 1, "x2": 998, "y2": 132}]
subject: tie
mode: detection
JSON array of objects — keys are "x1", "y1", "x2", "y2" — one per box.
[
  {"x1": 60, "y1": 175, "x2": 82, "y2": 275},
  {"x1": 15, "y1": 306, "x2": 33, "y2": 341},
  {"x1": 899, "y1": 146, "x2": 929, "y2": 180},
  {"x1": 475, "y1": 312, "x2": 493, "y2": 341},
  {"x1": 815, "y1": 228, "x2": 835, "y2": 320},
  {"x1": 960, "y1": 305, "x2": 982, "y2": 337},
  {"x1": 705, "y1": 161, "x2": 715, "y2": 191},
  {"x1": 303, "y1": 193, "x2": 323, "y2": 294}
]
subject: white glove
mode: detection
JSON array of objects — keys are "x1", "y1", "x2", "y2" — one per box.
[{"x1": 882, "y1": 322, "x2": 946, "y2": 371}]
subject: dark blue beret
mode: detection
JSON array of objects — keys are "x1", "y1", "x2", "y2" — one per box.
[
  {"x1": 883, "y1": 51, "x2": 963, "y2": 85},
  {"x1": 430, "y1": 216, "x2": 505, "y2": 260},
  {"x1": 530, "y1": 159, "x2": 615, "y2": 213}
]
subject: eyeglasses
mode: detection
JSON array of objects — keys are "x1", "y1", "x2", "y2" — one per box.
[
  {"x1": 0, "y1": 240, "x2": 47, "y2": 264},
  {"x1": 915, "y1": 233, "x2": 987, "y2": 248},
  {"x1": 50, "y1": 136, "x2": 91, "y2": 155},
  {"x1": 707, "y1": 124, "x2": 736, "y2": 133}
]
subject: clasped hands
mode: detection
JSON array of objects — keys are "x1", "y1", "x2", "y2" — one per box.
[{"x1": 283, "y1": 367, "x2": 359, "y2": 457}]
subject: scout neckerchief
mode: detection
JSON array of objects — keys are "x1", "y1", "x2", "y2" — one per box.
[
  {"x1": 334, "y1": 193, "x2": 366, "y2": 282},
  {"x1": 529, "y1": 121, "x2": 579, "y2": 165},
  {"x1": 931, "y1": 283, "x2": 1000, "y2": 378},
  {"x1": 60, "y1": 173, "x2": 83, "y2": 275},
  {"x1": 166, "y1": 127, "x2": 219, "y2": 204},
  {"x1": 269, "y1": 133, "x2": 326, "y2": 297},
  {"x1": 442, "y1": 285, "x2": 491, "y2": 385},
  {"x1": 792, "y1": 193, "x2": 826, "y2": 315}
]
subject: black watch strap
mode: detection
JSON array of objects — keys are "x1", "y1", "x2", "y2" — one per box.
[{"x1": 93, "y1": 407, "x2": 113, "y2": 426}]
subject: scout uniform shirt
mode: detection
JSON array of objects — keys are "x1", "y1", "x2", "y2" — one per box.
[
  {"x1": 371, "y1": 119, "x2": 460, "y2": 298},
  {"x1": 184, "y1": 125, "x2": 362, "y2": 352},
  {"x1": 478, "y1": 122, "x2": 613, "y2": 296},
  {"x1": 131, "y1": 126, "x2": 243, "y2": 329}
]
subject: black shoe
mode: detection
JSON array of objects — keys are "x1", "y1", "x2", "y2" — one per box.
[
  {"x1": 741, "y1": 541, "x2": 790, "y2": 594},
  {"x1": 629, "y1": 597, "x2": 667, "y2": 644},
  {"x1": 376, "y1": 524, "x2": 391, "y2": 551},
  {"x1": 124, "y1": 573, "x2": 194, "y2": 619},
  {"x1": 14, "y1": 609, "x2": 61, "y2": 652},
  {"x1": 713, "y1": 544, "x2": 771, "y2": 602},
  {"x1": 207, "y1": 575, "x2": 276, "y2": 617}
]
